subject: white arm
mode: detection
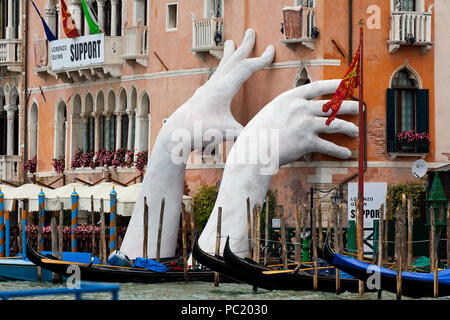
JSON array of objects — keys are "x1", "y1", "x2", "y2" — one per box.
[
  {"x1": 120, "y1": 29, "x2": 275, "y2": 259},
  {"x1": 198, "y1": 80, "x2": 359, "y2": 257}
]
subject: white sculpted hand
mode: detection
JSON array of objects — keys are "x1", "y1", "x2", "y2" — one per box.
[
  {"x1": 198, "y1": 80, "x2": 359, "y2": 257},
  {"x1": 120, "y1": 29, "x2": 275, "y2": 259}
]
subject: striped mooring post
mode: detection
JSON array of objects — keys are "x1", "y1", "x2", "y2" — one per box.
[
  {"x1": 38, "y1": 188, "x2": 45, "y2": 252},
  {"x1": 0, "y1": 188, "x2": 4, "y2": 257},
  {"x1": 109, "y1": 186, "x2": 118, "y2": 253},
  {"x1": 22, "y1": 202, "x2": 27, "y2": 257},
  {"x1": 71, "y1": 188, "x2": 79, "y2": 252}
]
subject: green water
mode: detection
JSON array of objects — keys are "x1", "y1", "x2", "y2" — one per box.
[{"x1": 0, "y1": 280, "x2": 438, "y2": 300}]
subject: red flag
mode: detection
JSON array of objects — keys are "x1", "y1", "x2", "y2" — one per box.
[
  {"x1": 322, "y1": 44, "x2": 360, "y2": 126},
  {"x1": 60, "y1": 0, "x2": 80, "y2": 38}
]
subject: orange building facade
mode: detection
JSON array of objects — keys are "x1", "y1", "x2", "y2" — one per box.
[{"x1": 1, "y1": 0, "x2": 446, "y2": 223}]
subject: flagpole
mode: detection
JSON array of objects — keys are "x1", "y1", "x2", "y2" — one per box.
[{"x1": 358, "y1": 19, "x2": 364, "y2": 255}]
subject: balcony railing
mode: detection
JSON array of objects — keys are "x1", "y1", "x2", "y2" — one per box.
[
  {"x1": 190, "y1": 14, "x2": 224, "y2": 60},
  {"x1": 387, "y1": 140, "x2": 430, "y2": 159},
  {"x1": 34, "y1": 36, "x2": 123, "y2": 82},
  {"x1": 281, "y1": 6, "x2": 317, "y2": 50},
  {"x1": 0, "y1": 155, "x2": 21, "y2": 181},
  {"x1": 122, "y1": 20, "x2": 149, "y2": 67},
  {"x1": 388, "y1": 11, "x2": 433, "y2": 54},
  {"x1": 0, "y1": 39, "x2": 22, "y2": 72}
]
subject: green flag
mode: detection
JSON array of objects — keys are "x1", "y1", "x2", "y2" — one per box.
[{"x1": 81, "y1": 0, "x2": 103, "y2": 34}]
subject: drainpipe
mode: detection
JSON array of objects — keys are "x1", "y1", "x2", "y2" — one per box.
[{"x1": 23, "y1": 0, "x2": 29, "y2": 182}]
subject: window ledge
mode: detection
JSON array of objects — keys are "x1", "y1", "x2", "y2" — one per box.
[{"x1": 388, "y1": 152, "x2": 428, "y2": 160}]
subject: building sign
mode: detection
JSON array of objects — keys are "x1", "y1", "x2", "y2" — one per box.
[
  {"x1": 50, "y1": 33, "x2": 104, "y2": 71},
  {"x1": 348, "y1": 182, "x2": 387, "y2": 227},
  {"x1": 348, "y1": 182, "x2": 387, "y2": 255}
]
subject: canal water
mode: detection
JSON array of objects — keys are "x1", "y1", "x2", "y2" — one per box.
[{"x1": 0, "y1": 280, "x2": 443, "y2": 300}]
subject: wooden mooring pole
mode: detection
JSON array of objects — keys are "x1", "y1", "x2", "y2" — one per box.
[
  {"x1": 317, "y1": 200, "x2": 323, "y2": 249},
  {"x1": 91, "y1": 196, "x2": 96, "y2": 257},
  {"x1": 294, "y1": 202, "x2": 301, "y2": 270},
  {"x1": 190, "y1": 209, "x2": 196, "y2": 270},
  {"x1": 214, "y1": 207, "x2": 222, "y2": 287},
  {"x1": 247, "y1": 197, "x2": 252, "y2": 259},
  {"x1": 50, "y1": 213, "x2": 58, "y2": 282},
  {"x1": 255, "y1": 204, "x2": 261, "y2": 263},
  {"x1": 334, "y1": 203, "x2": 341, "y2": 295},
  {"x1": 156, "y1": 198, "x2": 165, "y2": 262},
  {"x1": 181, "y1": 203, "x2": 189, "y2": 282},
  {"x1": 430, "y1": 205, "x2": 438, "y2": 298},
  {"x1": 395, "y1": 206, "x2": 402, "y2": 300},
  {"x1": 100, "y1": 199, "x2": 106, "y2": 265},
  {"x1": 312, "y1": 201, "x2": 318, "y2": 292},
  {"x1": 407, "y1": 196, "x2": 413, "y2": 268},
  {"x1": 58, "y1": 202, "x2": 63, "y2": 260},
  {"x1": 264, "y1": 195, "x2": 269, "y2": 266},
  {"x1": 279, "y1": 206, "x2": 288, "y2": 270},
  {"x1": 377, "y1": 204, "x2": 384, "y2": 299}
]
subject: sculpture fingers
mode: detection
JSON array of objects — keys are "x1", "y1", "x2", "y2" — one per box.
[
  {"x1": 209, "y1": 40, "x2": 236, "y2": 81},
  {"x1": 294, "y1": 79, "x2": 342, "y2": 100},
  {"x1": 311, "y1": 137, "x2": 353, "y2": 159},
  {"x1": 308, "y1": 100, "x2": 359, "y2": 117},
  {"x1": 211, "y1": 29, "x2": 257, "y2": 79},
  {"x1": 219, "y1": 45, "x2": 275, "y2": 97},
  {"x1": 312, "y1": 117, "x2": 359, "y2": 137}
]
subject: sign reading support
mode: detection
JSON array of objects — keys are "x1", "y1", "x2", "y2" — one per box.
[
  {"x1": 348, "y1": 182, "x2": 387, "y2": 255},
  {"x1": 50, "y1": 33, "x2": 104, "y2": 71}
]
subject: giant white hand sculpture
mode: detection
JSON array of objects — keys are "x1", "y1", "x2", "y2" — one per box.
[
  {"x1": 120, "y1": 29, "x2": 275, "y2": 259},
  {"x1": 198, "y1": 80, "x2": 359, "y2": 257}
]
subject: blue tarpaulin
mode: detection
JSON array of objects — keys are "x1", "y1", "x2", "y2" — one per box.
[{"x1": 132, "y1": 257, "x2": 168, "y2": 272}]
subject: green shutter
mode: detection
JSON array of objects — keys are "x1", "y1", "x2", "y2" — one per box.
[
  {"x1": 386, "y1": 89, "x2": 396, "y2": 153},
  {"x1": 415, "y1": 89, "x2": 429, "y2": 153}
]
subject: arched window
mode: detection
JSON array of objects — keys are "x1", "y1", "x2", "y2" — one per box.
[
  {"x1": 96, "y1": 91, "x2": 105, "y2": 151},
  {"x1": 117, "y1": 87, "x2": 128, "y2": 150},
  {"x1": 294, "y1": 66, "x2": 311, "y2": 87},
  {"x1": 70, "y1": 94, "x2": 83, "y2": 161},
  {"x1": 387, "y1": 65, "x2": 429, "y2": 153},
  {"x1": 28, "y1": 102, "x2": 39, "y2": 159},
  {"x1": 106, "y1": 90, "x2": 116, "y2": 151},
  {"x1": 128, "y1": 86, "x2": 137, "y2": 150},
  {"x1": 136, "y1": 92, "x2": 150, "y2": 153},
  {"x1": 9, "y1": 87, "x2": 19, "y2": 156},
  {"x1": 84, "y1": 93, "x2": 95, "y2": 153},
  {"x1": 55, "y1": 100, "x2": 67, "y2": 160}
]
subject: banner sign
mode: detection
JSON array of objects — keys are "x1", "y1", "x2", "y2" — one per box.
[
  {"x1": 348, "y1": 182, "x2": 387, "y2": 255},
  {"x1": 50, "y1": 33, "x2": 104, "y2": 71},
  {"x1": 347, "y1": 182, "x2": 387, "y2": 227}
]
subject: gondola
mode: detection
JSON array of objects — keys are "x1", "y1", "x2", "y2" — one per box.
[
  {"x1": 322, "y1": 236, "x2": 450, "y2": 298},
  {"x1": 26, "y1": 240, "x2": 234, "y2": 284},
  {"x1": 222, "y1": 236, "x2": 366, "y2": 293},
  {"x1": 192, "y1": 234, "x2": 279, "y2": 290}
]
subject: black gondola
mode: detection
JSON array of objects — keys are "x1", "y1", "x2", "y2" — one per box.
[
  {"x1": 192, "y1": 234, "x2": 278, "y2": 290},
  {"x1": 222, "y1": 236, "x2": 368, "y2": 293},
  {"x1": 322, "y1": 236, "x2": 450, "y2": 298},
  {"x1": 26, "y1": 240, "x2": 234, "y2": 284}
]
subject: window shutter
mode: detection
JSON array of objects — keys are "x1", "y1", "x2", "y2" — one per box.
[
  {"x1": 386, "y1": 88, "x2": 396, "y2": 153},
  {"x1": 415, "y1": 89, "x2": 429, "y2": 153}
]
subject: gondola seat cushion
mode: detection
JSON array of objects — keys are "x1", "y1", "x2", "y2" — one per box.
[{"x1": 132, "y1": 257, "x2": 168, "y2": 272}]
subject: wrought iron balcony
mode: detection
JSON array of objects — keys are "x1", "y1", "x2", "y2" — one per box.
[
  {"x1": 34, "y1": 36, "x2": 123, "y2": 83},
  {"x1": 190, "y1": 13, "x2": 224, "y2": 61},
  {"x1": 0, "y1": 155, "x2": 21, "y2": 181},
  {"x1": 387, "y1": 140, "x2": 430, "y2": 159},
  {"x1": 0, "y1": 39, "x2": 22, "y2": 72},
  {"x1": 280, "y1": 6, "x2": 317, "y2": 50},
  {"x1": 388, "y1": 11, "x2": 433, "y2": 54},
  {"x1": 122, "y1": 20, "x2": 149, "y2": 67}
]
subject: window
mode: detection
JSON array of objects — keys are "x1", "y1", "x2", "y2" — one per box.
[
  {"x1": 205, "y1": 0, "x2": 223, "y2": 18},
  {"x1": 386, "y1": 67, "x2": 429, "y2": 153},
  {"x1": 294, "y1": 0, "x2": 314, "y2": 7},
  {"x1": 395, "y1": 0, "x2": 415, "y2": 11},
  {"x1": 134, "y1": 0, "x2": 148, "y2": 25},
  {"x1": 166, "y1": 2, "x2": 178, "y2": 31}
]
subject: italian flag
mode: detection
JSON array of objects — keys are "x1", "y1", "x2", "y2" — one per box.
[{"x1": 81, "y1": 0, "x2": 103, "y2": 34}]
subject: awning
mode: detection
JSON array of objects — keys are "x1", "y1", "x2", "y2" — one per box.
[{"x1": 2, "y1": 183, "x2": 52, "y2": 212}]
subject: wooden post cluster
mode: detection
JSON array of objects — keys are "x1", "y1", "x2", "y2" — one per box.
[
  {"x1": 278, "y1": 205, "x2": 288, "y2": 270},
  {"x1": 429, "y1": 205, "x2": 438, "y2": 298}
]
